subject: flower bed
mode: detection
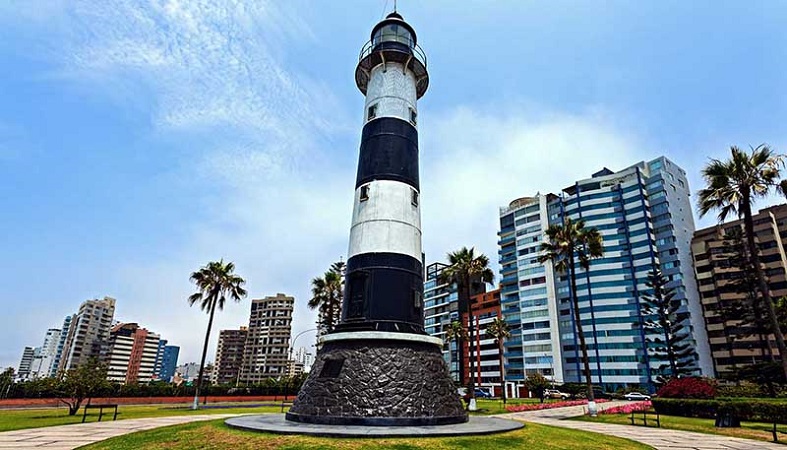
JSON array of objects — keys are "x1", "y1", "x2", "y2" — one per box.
[
  {"x1": 599, "y1": 401, "x2": 651, "y2": 415},
  {"x1": 506, "y1": 399, "x2": 609, "y2": 412}
]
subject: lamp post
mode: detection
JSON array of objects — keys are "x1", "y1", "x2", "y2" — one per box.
[{"x1": 285, "y1": 328, "x2": 318, "y2": 400}]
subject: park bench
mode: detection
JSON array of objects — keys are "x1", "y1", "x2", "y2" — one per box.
[
  {"x1": 629, "y1": 410, "x2": 660, "y2": 428},
  {"x1": 81, "y1": 403, "x2": 118, "y2": 423}
]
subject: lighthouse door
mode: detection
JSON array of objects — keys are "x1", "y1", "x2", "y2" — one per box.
[{"x1": 345, "y1": 271, "x2": 368, "y2": 320}]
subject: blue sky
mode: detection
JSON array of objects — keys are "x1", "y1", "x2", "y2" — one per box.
[{"x1": 1, "y1": 0, "x2": 786, "y2": 369}]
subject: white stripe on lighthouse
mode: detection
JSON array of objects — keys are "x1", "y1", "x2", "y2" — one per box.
[
  {"x1": 348, "y1": 179, "x2": 422, "y2": 260},
  {"x1": 364, "y1": 63, "x2": 417, "y2": 125}
]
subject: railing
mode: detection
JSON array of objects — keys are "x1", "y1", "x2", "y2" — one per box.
[{"x1": 358, "y1": 38, "x2": 427, "y2": 69}]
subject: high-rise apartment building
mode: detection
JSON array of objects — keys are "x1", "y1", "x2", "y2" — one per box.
[
  {"x1": 57, "y1": 297, "x2": 116, "y2": 372},
  {"x1": 424, "y1": 262, "x2": 458, "y2": 376},
  {"x1": 293, "y1": 346, "x2": 314, "y2": 373},
  {"x1": 153, "y1": 340, "x2": 167, "y2": 380},
  {"x1": 106, "y1": 323, "x2": 160, "y2": 384},
  {"x1": 423, "y1": 262, "x2": 500, "y2": 391},
  {"x1": 691, "y1": 204, "x2": 787, "y2": 377},
  {"x1": 239, "y1": 294, "x2": 294, "y2": 383},
  {"x1": 17, "y1": 347, "x2": 35, "y2": 380},
  {"x1": 175, "y1": 362, "x2": 200, "y2": 381},
  {"x1": 498, "y1": 194, "x2": 564, "y2": 385},
  {"x1": 50, "y1": 315, "x2": 73, "y2": 377},
  {"x1": 213, "y1": 327, "x2": 248, "y2": 385},
  {"x1": 466, "y1": 289, "x2": 504, "y2": 393},
  {"x1": 158, "y1": 345, "x2": 179, "y2": 382},
  {"x1": 499, "y1": 157, "x2": 712, "y2": 390},
  {"x1": 29, "y1": 328, "x2": 61, "y2": 379}
]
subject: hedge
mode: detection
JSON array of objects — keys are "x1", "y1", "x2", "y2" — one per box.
[{"x1": 652, "y1": 398, "x2": 787, "y2": 423}]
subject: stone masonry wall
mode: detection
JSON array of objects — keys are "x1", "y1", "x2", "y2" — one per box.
[{"x1": 287, "y1": 338, "x2": 467, "y2": 425}]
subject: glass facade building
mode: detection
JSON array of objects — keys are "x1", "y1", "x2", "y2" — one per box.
[{"x1": 499, "y1": 157, "x2": 712, "y2": 391}]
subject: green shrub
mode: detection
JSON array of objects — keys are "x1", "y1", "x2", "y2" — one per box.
[
  {"x1": 652, "y1": 398, "x2": 787, "y2": 423},
  {"x1": 716, "y1": 383, "x2": 765, "y2": 398}
]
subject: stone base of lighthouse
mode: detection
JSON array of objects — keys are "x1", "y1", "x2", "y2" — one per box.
[{"x1": 286, "y1": 332, "x2": 468, "y2": 426}]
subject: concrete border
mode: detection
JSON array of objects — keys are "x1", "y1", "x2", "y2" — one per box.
[
  {"x1": 320, "y1": 331, "x2": 443, "y2": 346},
  {"x1": 225, "y1": 414, "x2": 523, "y2": 437}
]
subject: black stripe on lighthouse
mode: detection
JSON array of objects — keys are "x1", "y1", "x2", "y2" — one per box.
[
  {"x1": 355, "y1": 117, "x2": 419, "y2": 190},
  {"x1": 341, "y1": 252, "x2": 425, "y2": 334}
]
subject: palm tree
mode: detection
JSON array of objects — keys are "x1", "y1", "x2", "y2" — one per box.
[
  {"x1": 308, "y1": 261, "x2": 344, "y2": 337},
  {"x1": 441, "y1": 247, "x2": 494, "y2": 408},
  {"x1": 444, "y1": 321, "x2": 469, "y2": 346},
  {"x1": 485, "y1": 317, "x2": 511, "y2": 405},
  {"x1": 443, "y1": 321, "x2": 468, "y2": 388},
  {"x1": 188, "y1": 260, "x2": 247, "y2": 410},
  {"x1": 698, "y1": 144, "x2": 787, "y2": 379},
  {"x1": 538, "y1": 218, "x2": 603, "y2": 415}
]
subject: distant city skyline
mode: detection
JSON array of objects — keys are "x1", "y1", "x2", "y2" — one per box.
[{"x1": 2, "y1": 1, "x2": 787, "y2": 368}]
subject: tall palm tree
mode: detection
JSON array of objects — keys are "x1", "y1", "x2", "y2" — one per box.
[
  {"x1": 441, "y1": 247, "x2": 494, "y2": 408},
  {"x1": 308, "y1": 261, "x2": 344, "y2": 337},
  {"x1": 188, "y1": 260, "x2": 247, "y2": 410},
  {"x1": 485, "y1": 317, "x2": 511, "y2": 405},
  {"x1": 538, "y1": 218, "x2": 603, "y2": 415},
  {"x1": 698, "y1": 144, "x2": 787, "y2": 379}
]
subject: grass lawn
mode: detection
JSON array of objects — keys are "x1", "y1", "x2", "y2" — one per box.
[
  {"x1": 0, "y1": 403, "x2": 287, "y2": 432},
  {"x1": 79, "y1": 418, "x2": 654, "y2": 450},
  {"x1": 471, "y1": 398, "x2": 559, "y2": 415},
  {"x1": 577, "y1": 412, "x2": 787, "y2": 444}
]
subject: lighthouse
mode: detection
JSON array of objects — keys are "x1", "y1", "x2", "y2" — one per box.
[{"x1": 287, "y1": 11, "x2": 467, "y2": 426}]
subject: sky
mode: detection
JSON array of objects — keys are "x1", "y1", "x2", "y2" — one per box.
[{"x1": 1, "y1": 0, "x2": 786, "y2": 369}]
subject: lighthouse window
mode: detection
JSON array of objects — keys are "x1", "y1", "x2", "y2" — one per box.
[
  {"x1": 367, "y1": 103, "x2": 378, "y2": 121},
  {"x1": 411, "y1": 188, "x2": 419, "y2": 206},
  {"x1": 360, "y1": 184, "x2": 370, "y2": 202},
  {"x1": 409, "y1": 108, "x2": 417, "y2": 126}
]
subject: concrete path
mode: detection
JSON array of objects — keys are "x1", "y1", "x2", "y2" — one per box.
[
  {"x1": 0, "y1": 414, "x2": 238, "y2": 449},
  {"x1": 503, "y1": 401, "x2": 785, "y2": 450}
]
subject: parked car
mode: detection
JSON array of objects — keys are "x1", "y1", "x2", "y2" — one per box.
[
  {"x1": 624, "y1": 392, "x2": 651, "y2": 401},
  {"x1": 457, "y1": 387, "x2": 493, "y2": 399},
  {"x1": 577, "y1": 388, "x2": 613, "y2": 400},
  {"x1": 474, "y1": 388, "x2": 493, "y2": 398},
  {"x1": 544, "y1": 389, "x2": 570, "y2": 400}
]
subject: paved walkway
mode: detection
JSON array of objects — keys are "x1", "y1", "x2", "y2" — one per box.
[
  {"x1": 502, "y1": 401, "x2": 785, "y2": 450},
  {"x1": 0, "y1": 414, "x2": 238, "y2": 449}
]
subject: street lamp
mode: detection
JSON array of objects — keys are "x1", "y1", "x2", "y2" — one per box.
[{"x1": 289, "y1": 328, "x2": 318, "y2": 376}]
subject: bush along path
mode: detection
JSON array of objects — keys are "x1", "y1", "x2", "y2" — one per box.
[{"x1": 501, "y1": 401, "x2": 786, "y2": 450}]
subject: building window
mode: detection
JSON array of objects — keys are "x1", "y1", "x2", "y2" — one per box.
[
  {"x1": 411, "y1": 188, "x2": 419, "y2": 206},
  {"x1": 409, "y1": 108, "x2": 417, "y2": 125},
  {"x1": 367, "y1": 103, "x2": 378, "y2": 121},
  {"x1": 360, "y1": 184, "x2": 370, "y2": 202}
]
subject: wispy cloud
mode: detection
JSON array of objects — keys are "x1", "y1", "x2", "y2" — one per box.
[{"x1": 420, "y1": 106, "x2": 645, "y2": 269}]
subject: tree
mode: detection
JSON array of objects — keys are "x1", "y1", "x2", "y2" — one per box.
[
  {"x1": 641, "y1": 268, "x2": 699, "y2": 380},
  {"x1": 443, "y1": 320, "x2": 468, "y2": 384},
  {"x1": 188, "y1": 259, "x2": 247, "y2": 410},
  {"x1": 524, "y1": 373, "x2": 552, "y2": 403},
  {"x1": 698, "y1": 144, "x2": 787, "y2": 380},
  {"x1": 0, "y1": 368, "x2": 14, "y2": 400},
  {"x1": 308, "y1": 261, "x2": 345, "y2": 337},
  {"x1": 538, "y1": 218, "x2": 603, "y2": 415},
  {"x1": 440, "y1": 247, "x2": 494, "y2": 408},
  {"x1": 485, "y1": 317, "x2": 511, "y2": 404},
  {"x1": 53, "y1": 359, "x2": 111, "y2": 416},
  {"x1": 719, "y1": 228, "x2": 774, "y2": 370}
]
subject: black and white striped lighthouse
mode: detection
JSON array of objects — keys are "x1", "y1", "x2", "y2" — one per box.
[
  {"x1": 339, "y1": 11, "x2": 428, "y2": 334},
  {"x1": 287, "y1": 11, "x2": 467, "y2": 426}
]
